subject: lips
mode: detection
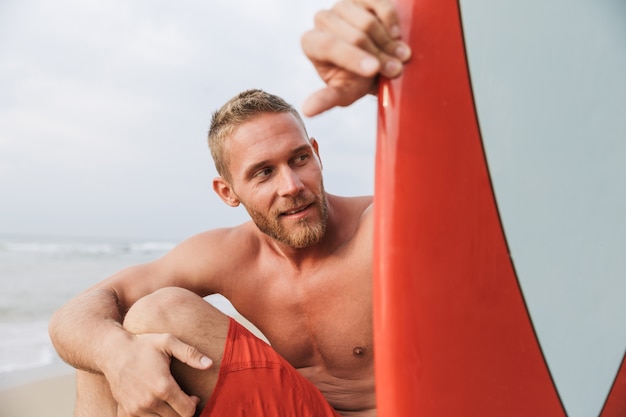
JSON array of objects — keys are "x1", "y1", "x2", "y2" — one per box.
[{"x1": 280, "y1": 203, "x2": 311, "y2": 216}]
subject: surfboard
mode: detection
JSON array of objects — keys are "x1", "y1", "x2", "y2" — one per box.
[{"x1": 372, "y1": 1, "x2": 626, "y2": 416}]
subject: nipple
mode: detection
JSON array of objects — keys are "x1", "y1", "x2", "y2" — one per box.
[{"x1": 353, "y1": 346, "x2": 367, "y2": 357}]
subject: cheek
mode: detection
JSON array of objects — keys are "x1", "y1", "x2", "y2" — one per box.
[
  {"x1": 300, "y1": 165, "x2": 323, "y2": 185},
  {"x1": 246, "y1": 185, "x2": 276, "y2": 211}
]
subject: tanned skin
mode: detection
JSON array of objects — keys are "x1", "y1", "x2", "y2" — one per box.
[{"x1": 50, "y1": 112, "x2": 375, "y2": 416}]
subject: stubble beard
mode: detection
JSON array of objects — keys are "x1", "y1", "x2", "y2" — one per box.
[{"x1": 245, "y1": 190, "x2": 329, "y2": 249}]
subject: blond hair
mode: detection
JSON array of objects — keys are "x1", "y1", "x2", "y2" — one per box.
[{"x1": 208, "y1": 89, "x2": 308, "y2": 182}]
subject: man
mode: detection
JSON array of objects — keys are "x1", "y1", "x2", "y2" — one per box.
[{"x1": 49, "y1": 1, "x2": 411, "y2": 416}]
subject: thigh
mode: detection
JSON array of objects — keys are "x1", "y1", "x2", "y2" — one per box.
[{"x1": 202, "y1": 320, "x2": 341, "y2": 417}]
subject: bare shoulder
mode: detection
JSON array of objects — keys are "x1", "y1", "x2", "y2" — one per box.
[
  {"x1": 327, "y1": 194, "x2": 373, "y2": 250},
  {"x1": 329, "y1": 194, "x2": 373, "y2": 218},
  {"x1": 169, "y1": 223, "x2": 259, "y2": 258},
  {"x1": 155, "y1": 222, "x2": 262, "y2": 293}
]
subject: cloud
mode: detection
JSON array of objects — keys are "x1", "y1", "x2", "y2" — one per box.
[{"x1": 0, "y1": 0, "x2": 376, "y2": 240}]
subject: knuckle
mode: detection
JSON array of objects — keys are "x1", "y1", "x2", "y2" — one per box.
[
  {"x1": 304, "y1": 32, "x2": 335, "y2": 55},
  {"x1": 152, "y1": 378, "x2": 172, "y2": 398},
  {"x1": 318, "y1": 33, "x2": 336, "y2": 51},
  {"x1": 131, "y1": 397, "x2": 156, "y2": 415},
  {"x1": 349, "y1": 32, "x2": 369, "y2": 49},
  {"x1": 379, "y1": 2, "x2": 397, "y2": 21},
  {"x1": 382, "y1": 38, "x2": 399, "y2": 54},
  {"x1": 358, "y1": 16, "x2": 379, "y2": 34},
  {"x1": 331, "y1": 0, "x2": 348, "y2": 13},
  {"x1": 185, "y1": 344, "x2": 197, "y2": 362},
  {"x1": 143, "y1": 398, "x2": 158, "y2": 410},
  {"x1": 313, "y1": 10, "x2": 331, "y2": 26},
  {"x1": 145, "y1": 398, "x2": 160, "y2": 411}
]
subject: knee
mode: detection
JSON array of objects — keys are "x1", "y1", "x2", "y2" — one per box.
[{"x1": 123, "y1": 287, "x2": 202, "y2": 334}]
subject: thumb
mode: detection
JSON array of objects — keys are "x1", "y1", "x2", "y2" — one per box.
[{"x1": 167, "y1": 337, "x2": 213, "y2": 370}]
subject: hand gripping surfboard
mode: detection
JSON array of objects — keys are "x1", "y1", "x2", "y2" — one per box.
[{"x1": 372, "y1": 0, "x2": 626, "y2": 416}]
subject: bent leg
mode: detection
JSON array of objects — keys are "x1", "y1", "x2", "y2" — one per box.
[
  {"x1": 122, "y1": 287, "x2": 230, "y2": 412},
  {"x1": 73, "y1": 287, "x2": 230, "y2": 416}
]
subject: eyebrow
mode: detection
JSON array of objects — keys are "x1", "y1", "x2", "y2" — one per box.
[
  {"x1": 244, "y1": 159, "x2": 272, "y2": 180},
  {"x1": 243, "y1": 144, "x2": 312, "y2": 180}
]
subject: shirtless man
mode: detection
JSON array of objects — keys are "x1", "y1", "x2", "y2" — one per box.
[{"x1": 48, "y1": 1, "x2": 411, "y2": 416}]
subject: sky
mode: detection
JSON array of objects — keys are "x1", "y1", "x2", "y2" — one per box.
[
  {"x1": 1, "y1": 1, "x2": 625, "y2": 415},
  {"x1": 0, "y1": 0, "x2": 378, "y2": 241}
]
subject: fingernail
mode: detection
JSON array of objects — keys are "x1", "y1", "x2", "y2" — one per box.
[
  {"x1": 200, "y1": 356, "x2": 212, "y2": 367},
  {"x1": 384, "y1": 60, "x2": 402, "y2": 77},
  {"x1": 360, "y1": 56, "x2": 379, "y2": 74},
  {"x1": 390, "y1": 25, "x2": 401, "y2": 39},
  {"x1": 395, "y1": 44, "x2": 411, "y2": 61}
]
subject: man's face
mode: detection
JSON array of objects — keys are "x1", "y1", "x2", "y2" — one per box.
[{"x1": 222, "y1": 112, "x2": 328, "y2": 248}]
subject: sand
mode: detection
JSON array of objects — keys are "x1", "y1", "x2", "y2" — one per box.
[{"x1": 0, "y1": 373, "x2": 75, "y2": 417}]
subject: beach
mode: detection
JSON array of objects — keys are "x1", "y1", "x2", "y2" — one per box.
[
  {"x1": 0, "y1": 373, "x2": 75, "y2": 417},
  {"x1": 0, "y1": 234, "x2": 261, "y2": 417}
]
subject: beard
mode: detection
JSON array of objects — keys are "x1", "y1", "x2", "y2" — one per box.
[{"x1": 244, "y1": 189, "x2": 329, "y2": 249}]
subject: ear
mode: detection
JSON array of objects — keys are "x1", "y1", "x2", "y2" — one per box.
[
  {"x1": 212, "y1": 177, "x2": 241, "y2": 207},
  {"x1": 310, "y1": 137, "x2": 322, "y2": 169}
]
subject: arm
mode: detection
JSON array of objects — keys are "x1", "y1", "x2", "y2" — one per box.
[
  {"x1": 301, "y1": 0, "x2": 411, "y2": 117},
  {"x1": 48, "y1": 230, "x2": 233, "y2": 416}
]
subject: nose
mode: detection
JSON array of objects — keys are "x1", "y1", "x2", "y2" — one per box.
[{"x1": 277, "y1": 167, "x2": 304, "y2": 197}]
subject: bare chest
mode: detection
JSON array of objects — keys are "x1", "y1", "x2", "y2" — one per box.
[{"x1": 230, "y1": 259, "x2": 373, "y2": 376}]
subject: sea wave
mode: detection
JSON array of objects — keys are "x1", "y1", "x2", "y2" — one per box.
[
  {"x1": 0, "y1": 236, "x2": 181, "y2": 379},
  {"x1": 0, "y1": 320, "x2": 55, "y2": 375},
  {"x1": 0, "y1": 240, "x2": 176, "y2": 256}
]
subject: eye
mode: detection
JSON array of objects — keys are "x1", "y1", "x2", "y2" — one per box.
[
  {"x1": 256, "y1": 167, "x2": 273, "y2": 178},
  {"x1": 293, "y1": 153, "x2": 309, "y2": 165}
]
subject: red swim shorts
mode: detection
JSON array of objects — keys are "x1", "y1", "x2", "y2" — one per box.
[{"x1": 200, "y1": 317, "x2": 341, "y2": 417}]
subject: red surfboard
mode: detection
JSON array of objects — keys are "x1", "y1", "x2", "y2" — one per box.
[{"x1": 372, "y1": 1, "x2": 626, "y2": 415}]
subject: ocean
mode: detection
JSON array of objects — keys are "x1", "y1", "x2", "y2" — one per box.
[{"x1": 0, "y1": 234, "x2": 235, "y2": 388}]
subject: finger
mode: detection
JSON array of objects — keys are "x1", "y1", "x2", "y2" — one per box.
[
  {"x1": 316, "y1": 7, "x2": 384, "y2": 56},
  {"x1": 302, "y1": 30, "x2": 381, "y2": 77},
  {"x1": 162, "y1": 334, "x2": 213, "y2": 370},
  {"x1": 312, "y1": 9, "x2": 410, "y2": 78},
  {"x1": 310, "y1": 10, "x2": 383, "y2": 74},
  {"x1": 161, "y1": 376, "x2": 200, "y2": 417},
  {"x1": 117, "y1": 403, "x2": 161, "y2": 417},
  {"x1": 332, "y1": 0, "x2": 392, "y2": 49},
  {"x1": 302, "y1": 86, "x2": 361, "y2": 118},
  {"x1": 332, "y1": 0, "x2": 410, "y2": 62},
  {"x1": 353, "y1": 0, "x2": 401, "y2": 38},
  {"x1": 303, "y1": 88, "x2": 342, "y2": 117},
  {"x1": 153, "y1": 402, "x2": 189, "y2": 417}
]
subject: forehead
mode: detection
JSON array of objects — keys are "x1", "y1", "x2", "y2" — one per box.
[{"x1": 226, "y1": 112, "x2": 311, "y2": 175}]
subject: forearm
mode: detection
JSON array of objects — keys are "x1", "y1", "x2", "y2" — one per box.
[{"x1": 49, "y1": 287, "x2": 132, "y2": 374}]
